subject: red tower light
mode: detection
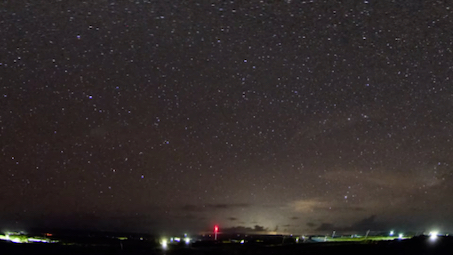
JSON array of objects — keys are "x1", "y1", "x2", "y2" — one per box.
[{"x1": 214, "y1": 225, "x2": 219, "y2": 232}]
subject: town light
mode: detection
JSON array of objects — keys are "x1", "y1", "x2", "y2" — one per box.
[{"x1": 161, "y1": 238, "x2": 168, "y2": 249}]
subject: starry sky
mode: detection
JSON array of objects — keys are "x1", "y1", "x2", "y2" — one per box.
[{"x1": 1, "y1": 0, "x2": 453, "y2": 235}]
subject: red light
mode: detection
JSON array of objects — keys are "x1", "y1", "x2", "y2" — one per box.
[{"x1": 214, "y1": 225, "x2": 219, "y2": 232}]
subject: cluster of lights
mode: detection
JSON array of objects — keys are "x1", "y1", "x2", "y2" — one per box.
[
  {"x1": 161, "y1": 234, "x2": 192, "y2": 249},
  {"x1": 390, "y1": 230, "x2": 404, "y2": 239},
  {"x1": 390, "y1": 229, "x2": 441, "y2": 241},
  {"x1": 0, "y1": 233, "x2": 57, "y2": 244},
  {"x1": 390, "y1": 230, "x2": 404, "y2": 240},
  {"x1": 160, "y1": 226, "x2": 218, "y2": 250}
]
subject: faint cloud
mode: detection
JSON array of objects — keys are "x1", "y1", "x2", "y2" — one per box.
[
  {"x1": 323, "y1": 168, "x2": 444, "y2": 190},
  {"x1": 290, "y1": 112, "x2": 361, "y2": 141},
  {"x1": 349, "y1": 215, "x2": 378, "y2": 230},
  {"x1": 222, "y1": 225, "x2": 268, "y2": 234},
  {"x1": 209, "y1": 203, "x2": 249, "y2": 209},
  {"x1": 90, "y1": 126, "x2": 109, "y2": 137},
  {"x1": 306, "y1": 222, "x2": 316, "y2": 227},
  {"x1": 181, "y1": 204, "x2": 198, "y2": 211},
  {"x1": 181, "y1": 203, "x2": 250, "y2": 212},
  {"x1": 291, "y1": 199, "x2": 325, "y2": 213},
  {"x1": 315, "y1": 223, "x2": 335, "y2": 231},
  {"x1": 315, "y1": 215, "x2": 384, "y2": 232},
  {"x1": 290, "y1": 199, "x2": 366, "y2": 214}
]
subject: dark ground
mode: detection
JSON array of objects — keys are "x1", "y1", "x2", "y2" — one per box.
[{"x1": 2, "y1": 235, "x2": 453, "y2": 255}]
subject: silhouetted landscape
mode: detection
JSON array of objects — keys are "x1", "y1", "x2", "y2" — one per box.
[{"x1": 2, "y1": 229, "x2": 453, "y2": 255}]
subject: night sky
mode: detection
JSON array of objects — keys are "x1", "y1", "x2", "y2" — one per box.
[{"x1": 1, "y1": 1, "x2": 453, "y2": 235}]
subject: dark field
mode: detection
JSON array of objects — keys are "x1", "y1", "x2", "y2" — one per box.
[{"x1": 2, "y1": 235, "x2": 453, "y2": 255}]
